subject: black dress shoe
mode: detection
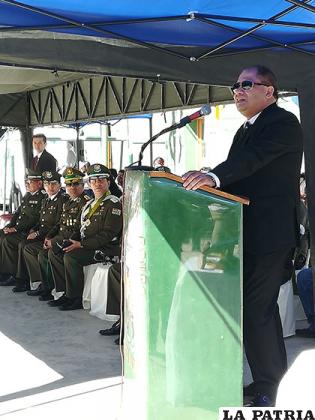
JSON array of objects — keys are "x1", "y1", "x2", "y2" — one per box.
[
  {"x1": 243, "y1": 382, "x2": 256, "y2": 397},
  {"x1": 26, "y1": 285, "x2": 43, "y2": 296},
  {"x1": 0, "y1": 273, "x2": 11, "y2": 282},
  {"x1": 244, "y1": 393, "x2": 274, "y2": 407},
  {"x1": 99, "y1": 320, "x2": 120, "y2": 336},
  {"x1": 12, "y1": 284, "x2": 30, "y2": 293},
  {"x1": 0, "y1": 276, "x2": 16, "y2": 286},
  {"x1": 59, "y1": 297, "x2": 83, "y2": 311},
  {"x1": 114, "y1": 336, "x2": 124, "y2": 345},
  {"x1": 295, "y1": 327, "x2": 315, "y2": 338},
  {"x1": 38, "y1": 292, "x2": 54, "y2": 301},
  {"x1": 48, "y1": 295, "x2": 69, "y2": 307}
]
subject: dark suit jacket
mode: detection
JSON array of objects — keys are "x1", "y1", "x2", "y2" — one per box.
[
  {"x1": 34, "y1": 149, "x2": 57, "y2": 173},
  {"x1": 212, "y1": 103, "x2": 303, "y2": 254}
]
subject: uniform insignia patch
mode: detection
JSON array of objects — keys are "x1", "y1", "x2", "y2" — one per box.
[{"x1": 112, "y1": 208, "x2": 121, "y2": 216}]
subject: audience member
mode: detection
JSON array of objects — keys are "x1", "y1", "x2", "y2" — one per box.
[
  {"x1": 14, "y1": 171, "x2": 66, "y2": 293},
  {"x1": 36, "y1": 168, "x2": 90, "y2": 301},
  {"x1": 48, "y1": 164, "x2": 123, "y2": 310},
  {"x1": 0, "y1": 169, "x2": 46, "y2": 286},
  {"x1": 31, "y1": 134, "x2": 57, "y2": 172}
]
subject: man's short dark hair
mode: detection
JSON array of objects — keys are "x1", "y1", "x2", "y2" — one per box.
[
  {"x1": 109, "y1": 168, "x2": 118, "y2": 179},
  {"x1": 32, "y1": 133, "x2": 47, "y2": 143},
  {"x1": 250, "y1": 65, "x2": 279, "y2": 101}
]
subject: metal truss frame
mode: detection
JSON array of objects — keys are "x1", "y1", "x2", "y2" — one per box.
[{"x1": 27, "y1": 75, "x2": 226, "y2": 126}]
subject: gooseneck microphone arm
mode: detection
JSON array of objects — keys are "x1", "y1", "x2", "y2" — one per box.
[
  {"x1": 138, "y1": 104, "x2": 211, "y2": 167},
  {"x1": 138, "y1": 124, "x2": 178, "y2": 167}
]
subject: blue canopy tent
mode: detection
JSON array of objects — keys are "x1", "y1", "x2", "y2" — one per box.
[
  {"x1": 0, "y1": 0, "x2": 314, "y2": 58},
  {"x1": 0, "y1": 0, "x2": 314, "y2": 88},
  {"x1": 0, "y1": 0, "x2": 315, "y2": 251}
]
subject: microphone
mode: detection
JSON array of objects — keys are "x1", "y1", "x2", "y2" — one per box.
[
  {"x1": 175, "y1": 104, "x2": 211, "y2": 129},
  {"x1": 131, "y1": 104, "x2": 211, "y2": 169}
]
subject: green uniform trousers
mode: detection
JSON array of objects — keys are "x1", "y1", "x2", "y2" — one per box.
[
  {"x1": 0, "y1": 230, "x2": 6, "y2": 272},
  {"x1": 1, "y1": 232, "x2": 28, "y2": 277},
  {"x1": 23, "y1": 240, "x2": 44, "y2": 284},
  {"x1": 38, "y1": 249, "x2": 55, "y2": 292},
  {"x1": 49, "y1": 248, "x2": 96, "y2": 299},
  {"x1": 106, "y1": 263, "x2": 122, "y2": 316}
]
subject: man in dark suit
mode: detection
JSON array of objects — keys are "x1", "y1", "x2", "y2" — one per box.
[
  {"x1": 31, "y1": 133, "x2": 57, "y2": 172},
  {"x1": 182, "y1": 65, "x2": 303, "y2": 406}
]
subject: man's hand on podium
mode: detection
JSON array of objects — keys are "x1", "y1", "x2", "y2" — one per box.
[{"x1": 182, "y1": 171, "x2": 216, "y2": 191}]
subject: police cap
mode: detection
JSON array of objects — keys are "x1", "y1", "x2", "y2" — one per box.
[
  {"x1": 42, "y1": 171, "x2": 61, "y2": 183},
  {"x1": 86, "y1": 164, "x2": 110, "y2": 179},
  {"x1": 62, "y1": 167, "x2": 85, "y2": 184},
  {"x1": 25, "y1": 168, "x2": 42, "y2": 180}
]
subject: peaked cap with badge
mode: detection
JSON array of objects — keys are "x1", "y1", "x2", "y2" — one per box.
[
  {"x1": 62, "y1": 167, "x2": 85, "y2": 184},
  {"x1": 86, "y1": 164, "x2": 110, "y2": 179},
  {"x1": 42, "y1": 170, "x2": 61, "y2": 183},
  {"x1": 25, "y1": 168, "x2": 42, "y2": 180}
]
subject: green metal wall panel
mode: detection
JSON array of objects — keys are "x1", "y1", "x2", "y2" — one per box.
[{"x1": 123, "y1": 171, "x2": 243, "y2": 420}]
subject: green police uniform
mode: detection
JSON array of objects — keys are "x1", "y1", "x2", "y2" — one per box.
[
  {"x1": 38, "y1": 167, "x2": 90, "y2": 293},
  {"x1": 19, "y1": 172, "x2": 67, "y2": 286},
  {"x1": 49, "y1": 164, "x2": 122, "y2": 303},
  {"x1": 106, "y1": 262, "x2": 122, "y2": 316},
  {"x1": 0, "y1": 169, "x2": 46, "y2": 277}
]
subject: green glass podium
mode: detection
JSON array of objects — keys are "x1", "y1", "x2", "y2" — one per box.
[{"x1": 122, "y1": 171, "x2": 248, "y2": 420}]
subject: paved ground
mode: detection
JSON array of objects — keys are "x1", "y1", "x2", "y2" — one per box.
[
  {"x1": 0, "y1": 285, "x2": 122, "y2": 420},
  {"x1": 0, "y1": 285, "x2": 314, "y2": 419}
]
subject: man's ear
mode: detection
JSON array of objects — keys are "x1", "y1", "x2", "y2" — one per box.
[{"x1": 266, "y1": 86, "x2": 274, "y2": 98}]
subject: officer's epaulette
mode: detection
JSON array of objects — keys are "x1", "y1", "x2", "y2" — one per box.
[
  {"x1": 41, "y1": 190, "x2": 47, "y2": 194},
  {"x1": 110, "y1": 196, "x2": 120, "y2": 203},
  {"x1": 84, "y1": 195, "x2": 91, "y2": 201}
]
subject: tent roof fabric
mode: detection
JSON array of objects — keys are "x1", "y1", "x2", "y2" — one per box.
[
  {"x1": 0, "y1": 0, "x2": 314, "y2": 125},
  {"x1": 0, "y1": 0, "x2": 314, "y2": 59}
]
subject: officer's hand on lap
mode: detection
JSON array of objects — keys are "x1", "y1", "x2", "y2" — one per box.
[
  {"x1": 43, "y1": 238, "x2": 52, "y2": 249},
  {"x1": 27, "y1": 232, "x2": 37, "y2": 240},
  {"x1": 63, "y1": 239, "x2": 81, "y2": 253},
  {"x1": 182, "y1": 171, "x2": 216, "y2": 190},
  {"x1": 3, "y1": 227, "x2": 15, "y2": 234}
]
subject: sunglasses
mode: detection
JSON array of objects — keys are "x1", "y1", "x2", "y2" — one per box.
[
  {"x1": 66, "y1": 182, "x2": 82, "y2": 187},
  {"x1": 231, "y1": 80, "x2": 270, "y2": 93},
  {"x1": 26, "y1": 179, "x2": 40, "y2": 184},
  {"x1": 89, "y1": 176, "x2": 109, "y2": 182}
]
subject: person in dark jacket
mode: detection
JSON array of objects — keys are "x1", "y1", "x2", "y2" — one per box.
[
  {"x1": 0, "y1": 169, "x2": 46, "y2": 285},
  {"x1": 48, "y1": 164, "x2": 123, "y2": 310},
  {"x1": 12, "y1": 171, "x2": 66, "y2": 292},
  {"x1": 31, "y1": 133, "x2": 57, "y2": 172},
  {"x1": 36, "y1": 167, "x2": 90, "y2": 301},
  {"x1": 183, "y1": 65, "x2": 303, "y2": 406}
]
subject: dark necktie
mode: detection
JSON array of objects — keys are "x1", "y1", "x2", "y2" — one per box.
[
  {"x1": 244, "y1": 121, "x2": 251, "y2": 130},
  {"x1": 32, "y1": 155, "x2": 38, "y2": 169}
]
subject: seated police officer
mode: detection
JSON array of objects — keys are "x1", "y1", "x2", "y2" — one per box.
[
  {"x1": 0, "y1": 169, "x2": 46, "y2": 286},
  {"x1": 48, "y1": 164, "x2": 123, "y2": 310},
  {"x1": 14, "y1": 171, "x2": 66, "y2": 293},
  {"x1": 37, "y1": 167, "x2": 90, "y2": 301},
  {"x1": 99, "y1": 262, "x2": 123, "y2": 345}
]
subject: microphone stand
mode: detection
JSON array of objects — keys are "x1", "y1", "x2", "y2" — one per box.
[{"x1": 127, "y1": 122, "x2": 179, "y2": 172}]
